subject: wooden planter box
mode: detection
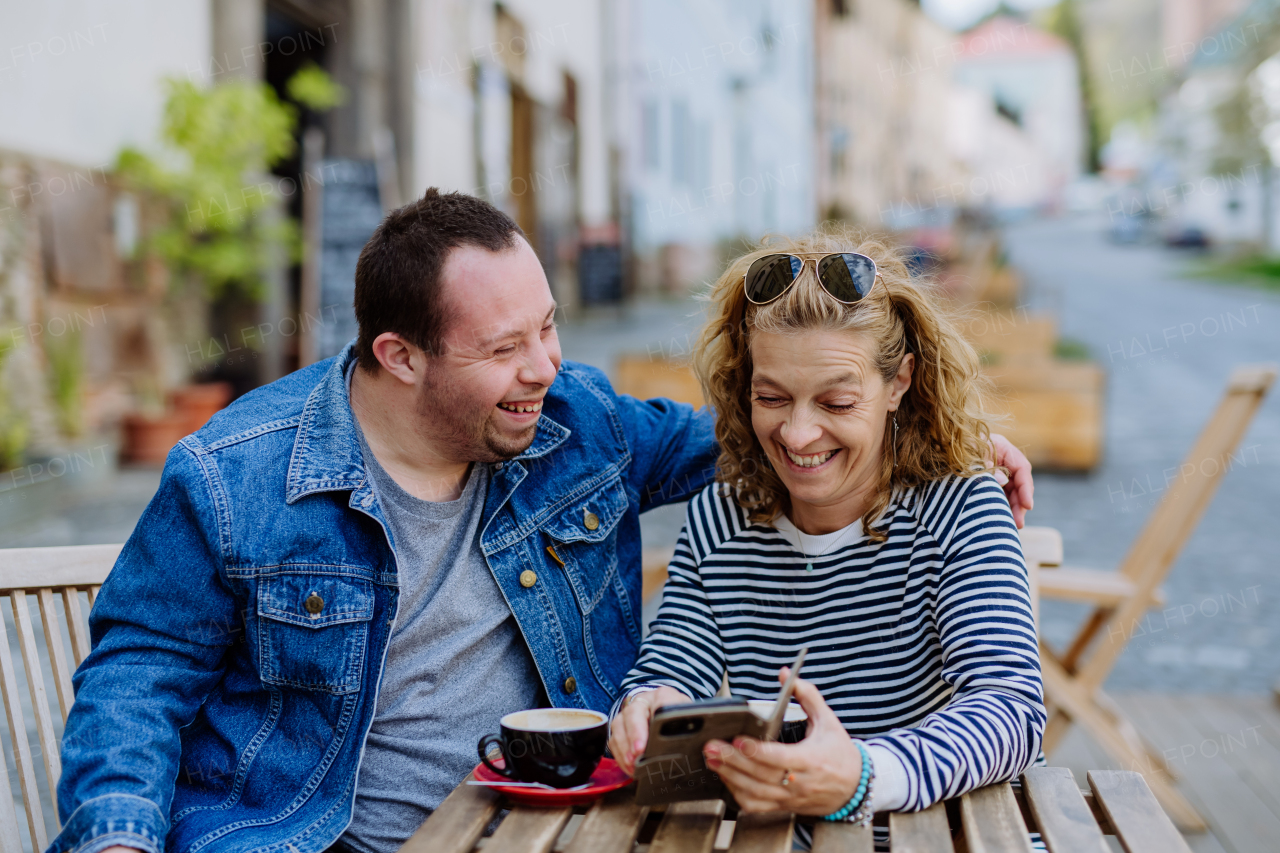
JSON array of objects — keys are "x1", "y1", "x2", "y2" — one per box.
[
  {"x1": 614, "y1": 356, "x2": 705, "y2": 408},
  {"x1": 963, "y1": 310, "x2": 1057, "y2": 363},
  {"x1": 983, "y1": 360, "x2": 1105, "y2": 471}
]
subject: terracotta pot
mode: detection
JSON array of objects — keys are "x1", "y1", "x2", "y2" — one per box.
[
  {"x1": 122, "y1": 413, "x2": 188, "y2": 466},
  {"x1": 170, "y1": 382, "x2": 233, "y2": 435}
]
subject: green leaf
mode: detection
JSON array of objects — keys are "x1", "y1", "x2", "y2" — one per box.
[
  {"x1": 286, "y1": 62, "x2": 346, "y2": 111},
  {"x1": 110, "y1": 76, "x2": 304, "y2": 300}
]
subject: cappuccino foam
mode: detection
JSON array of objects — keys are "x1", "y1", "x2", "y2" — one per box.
[{"x1": 502, "y1": 708, "x2": 607, "y2": 732}]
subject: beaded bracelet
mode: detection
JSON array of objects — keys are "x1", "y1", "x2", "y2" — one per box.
[{"x1": 822, "y1": 740, "x2": 875, "y2": 826}]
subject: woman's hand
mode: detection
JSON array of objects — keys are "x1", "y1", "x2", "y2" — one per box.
[
  {"x1": 703, "y1": 670, "x2": 862, "y2": 815},
  {"x1": 609, "y1": 686, "x2": 693, "y2": 776},
  {"x1": 989, "y1": 433, "x2": 1034, "y2": 528}
]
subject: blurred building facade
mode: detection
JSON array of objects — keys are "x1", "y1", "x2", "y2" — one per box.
[
  {"x1": 1153, "y1": 0, "x2": 1280, "y2": 248},
  {"x1": 624, "y1": 0, "x2": 816, "y2": 294},
  {"x1": 949, "y1": 16, "x2": 1084, "y2": 215},
  {"x1": 1161, "y1": 0, "x2": 1253, "y2": 65},
  {"x1": 814, "y1": 0, "x2": 962, "y2": 229}
]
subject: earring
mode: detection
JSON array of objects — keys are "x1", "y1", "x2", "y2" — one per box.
[{"x1": 892, "y1": 413, "x2": 899, "y2": 469}]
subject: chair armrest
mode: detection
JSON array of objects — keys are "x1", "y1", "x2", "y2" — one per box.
[
  {"x1": 1038, "y1": 566, "x2": 1166, "y2": 608},
  {"x1": 1020, "y1": 526, "x2": 1063, "y2": 567}
]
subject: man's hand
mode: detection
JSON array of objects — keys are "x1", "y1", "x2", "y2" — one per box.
[
  {"x1": 989, "y1": 433, "x2": 1033, "y2": 528},
  {"x1": 608, "y1": 686, "x2": 693, "y2": 775}
]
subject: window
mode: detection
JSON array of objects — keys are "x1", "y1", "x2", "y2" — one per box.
[
  {"x1": 643, "y1": 101, "x2": 661, "y2": 171},
  {"x1": 671, "y1": 100, "x2": 691, "y2": 185}
]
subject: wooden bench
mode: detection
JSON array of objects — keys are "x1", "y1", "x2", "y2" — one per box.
[{"x1": 0, "y1": 543, "x2": 120, "y2": 852}]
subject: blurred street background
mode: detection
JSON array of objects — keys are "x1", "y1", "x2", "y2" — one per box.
[{"x1": 1, "y1": 2, "x2": 1279, "y2": 845}]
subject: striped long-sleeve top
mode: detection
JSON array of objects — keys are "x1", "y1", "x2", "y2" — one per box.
[{"x1": 621, "y1": 473, "x2": 1045, "y2": 813}]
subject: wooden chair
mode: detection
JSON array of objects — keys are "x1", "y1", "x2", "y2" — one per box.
[
  {"x1": 1019, "y1": 525, "x2": 1062, "y2": 630},
  {"x1": 1035, "y1": 363, "x2": 1276, "y2": 832},
  {"x1": 0, "y1": 544, "x2": 120, "y2": 853}
]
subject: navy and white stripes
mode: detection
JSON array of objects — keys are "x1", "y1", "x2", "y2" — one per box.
[{"x1": 622, "y1": 473, "x2": 1045, "y2": 812}]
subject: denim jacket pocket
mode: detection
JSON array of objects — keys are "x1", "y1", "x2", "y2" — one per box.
[
  {"x1": 257, "y1": 573, "x2": 374, "y2": 695},
  {"x1": 540, "y1": 476, "x2": 628, "y2": 545},
  {"x1": 540, "y1": 477, "x2": 628, "y2": 614}
]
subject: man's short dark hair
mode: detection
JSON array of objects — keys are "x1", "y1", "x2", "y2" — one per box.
[{"x1": 353, "y1": 188, "x2": 524, "y2": 369}]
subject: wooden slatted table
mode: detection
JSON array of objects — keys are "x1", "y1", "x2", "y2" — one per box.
[{"x1": 398, "y1": 766, "x2": 1190, "y2": 853}]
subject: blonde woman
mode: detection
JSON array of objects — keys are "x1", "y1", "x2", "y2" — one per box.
[{"x1": 608, "y1": 228, "x2": 1044, "y2": 836}]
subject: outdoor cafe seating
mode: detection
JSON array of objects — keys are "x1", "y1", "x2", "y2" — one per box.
[
  {"x1": 0, "y1": 526, "x2": 1198, "y2": 853},
  {"x1": 0, "y1": 363, "x2": 1271, "y2": 851}
]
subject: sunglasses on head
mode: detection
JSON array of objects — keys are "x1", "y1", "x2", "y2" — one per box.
[{"x1": 742, "y1": 252, "x2": 880, "y2": 305}]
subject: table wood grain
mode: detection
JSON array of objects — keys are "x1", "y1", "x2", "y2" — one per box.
[
  {"x1": 647, "y1": 800, "x2": 725, "y2": 853},
  {"x1": 398, "y1": 773, "x2": 499, "y2": 853},
  {"x1": 726, "y1": 810, "x2": 794, "y2": 853},
  {"x1": 1088, "y1": 770, "x2": 1193, "y2": 853},
  {"x1": 888, "y1": 801, "x2": 951, "y2": 852},
  {"x1": 959, "y1": 783, "x2": 1033, "y2": 853},
  {"x1": 810, "y1": 820, "x2": 874, "y2": 852},
  {"x1": 1021, "y1": 767, "x2": 1109, "y2": 853},
  {"x1": 561, "y1": 787, "x2": 649, "y2": 853}
]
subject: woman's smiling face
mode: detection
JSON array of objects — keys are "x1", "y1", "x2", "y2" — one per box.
[{"x1": 749, "y1": 328, "x2": 913, "y2": 533}]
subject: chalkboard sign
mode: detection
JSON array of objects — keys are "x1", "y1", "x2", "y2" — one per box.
[
  {"x1": 316, "y1": 159, "x2": 383, "y2": 360},
  {"x1": 578, "y1": 244, "x2": 623, "y2": 305}
]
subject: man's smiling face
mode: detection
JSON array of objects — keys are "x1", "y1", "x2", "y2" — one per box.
[{"x1": 417, "y1": 238, "x2": 562, "y2": 463}]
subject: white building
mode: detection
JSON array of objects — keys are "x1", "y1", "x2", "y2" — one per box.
[
  {"x1": 1154, "y1": 0, "x2": 1280, "y2": 248},
  {"x1": 949, "y1": 15, "x2": 1085, "y2": 214},
  {"x1": 624, "y1": 0, "x2": 816, "y2": 293},
  {"x1": 815, "y1": 0, "x2": 967, "y2": 230}
]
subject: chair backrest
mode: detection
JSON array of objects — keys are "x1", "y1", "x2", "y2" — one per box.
[
  {"x1": 1081, "y1": 363, "x2": 1275, "y2": 688},
  {"x1": 0, "y1": 544, "x2": 119, "y2": 853},
  {"x1": 1117, "y1": 364, "x2": 1275, "y2": 588},
  {"x1": 1019, "y1": 526, "x2": 1063, "y2": 630}
]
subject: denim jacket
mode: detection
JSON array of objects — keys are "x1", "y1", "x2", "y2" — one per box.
[{"x1": 52, "y1": 343, "x2": 717, "y2": 853}]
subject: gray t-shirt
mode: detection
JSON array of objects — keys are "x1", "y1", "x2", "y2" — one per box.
[{"x1": 341, "y1": 395, "x2": 543, "y2": 853}]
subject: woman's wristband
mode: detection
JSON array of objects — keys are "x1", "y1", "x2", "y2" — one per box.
[{"x1": 822, "y1": 740, "x2": 875, "y2": 825}]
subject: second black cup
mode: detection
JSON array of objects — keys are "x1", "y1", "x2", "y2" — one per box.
[
  {"x1": 746, "y1": 699, "x2": 809, "y2": 743},
  {"x1": 477, "y1": 708, "x2": 608, "y2": 788}
]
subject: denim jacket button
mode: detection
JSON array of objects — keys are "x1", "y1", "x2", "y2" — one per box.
[
  {"x1": 304, "y1": 593, "x2": 325, "y2": 616},
  {"x1": 584, "y1": 510, "x2": 599, "y2": 531},
  {"x1": 519, "y1": 570, "x2": 538, "y2": 588},
  {"x1": 563, "y1": 677, "x2": 577, "y2": 694}
]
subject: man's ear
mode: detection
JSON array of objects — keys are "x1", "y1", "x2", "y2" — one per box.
[
  {"x1": 370, "y1": 333, "x2": 426, "y2": 386},
  {"x1": 887, "y1": 352, "x2": 914, "y2": 411}
]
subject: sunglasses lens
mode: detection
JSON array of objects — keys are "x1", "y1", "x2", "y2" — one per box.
[
  {"x1": 745, "y1": 254, "x2": 803, "y2": 303},
  {"x1": 817, "y1": 253, "x2": 877, "y2": 302}
]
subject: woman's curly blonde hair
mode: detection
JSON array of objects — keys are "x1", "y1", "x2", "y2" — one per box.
[{"x1": 693, "y1": 224, "x2": 998, "y2": 540}]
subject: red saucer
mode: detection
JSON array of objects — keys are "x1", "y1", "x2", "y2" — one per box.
[{"x1": 471, "y1": 757, "x2": 632, "y2": 806}]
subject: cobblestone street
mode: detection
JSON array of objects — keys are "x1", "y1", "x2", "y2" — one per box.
[{"x1": 1006, "y1": 214, "x2": 1280, "y2": 695}]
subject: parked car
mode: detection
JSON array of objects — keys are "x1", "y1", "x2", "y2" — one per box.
[{"x1": 1163, "y1": 223, "x2": 1210, "y2": 248}]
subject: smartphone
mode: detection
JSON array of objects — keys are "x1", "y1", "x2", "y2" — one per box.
[{"x1": 633, "y1": 647, "x2": 807, "y2": 806}]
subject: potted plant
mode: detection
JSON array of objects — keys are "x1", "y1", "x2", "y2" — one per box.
[{"x1": 113, "y1": 65, "x2": 343, "y2": 462}]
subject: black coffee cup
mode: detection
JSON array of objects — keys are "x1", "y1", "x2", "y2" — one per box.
[
  {"x1": 477, "y1": 708, "x2": 609, "y2": 788},
  {"x1": 747, "y1": 699, "x2": 809, "y2": 744}
]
